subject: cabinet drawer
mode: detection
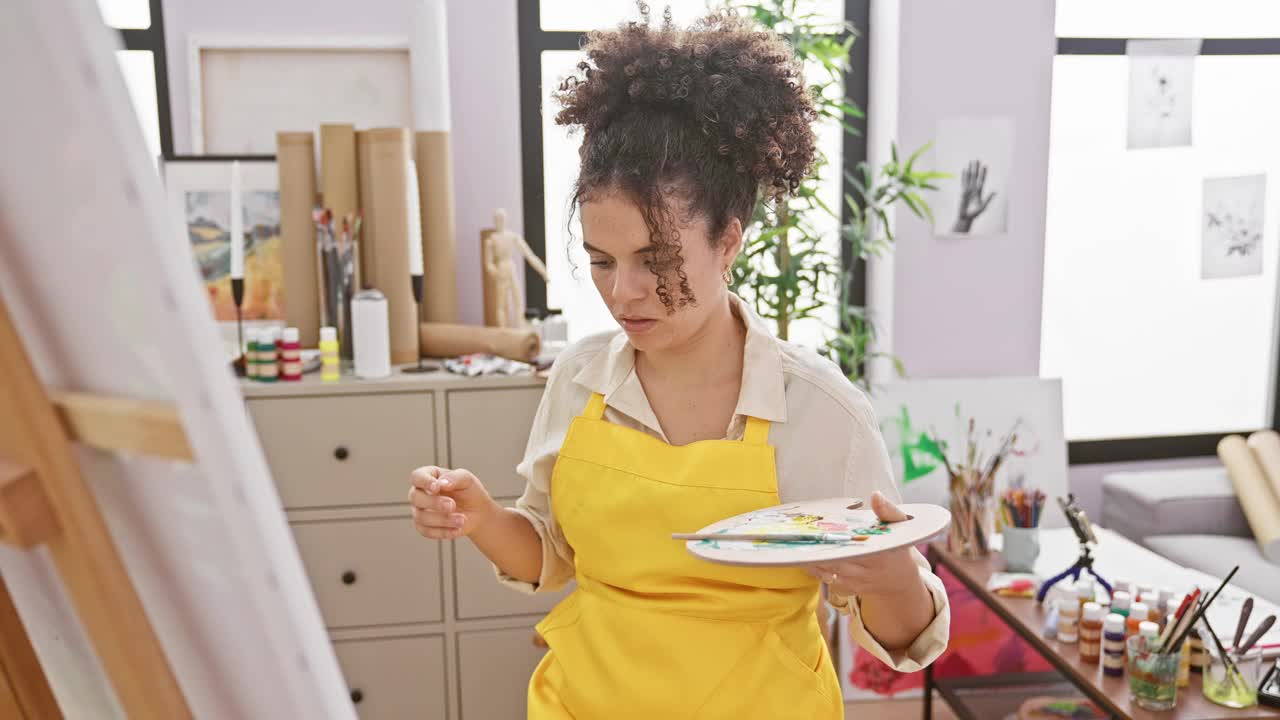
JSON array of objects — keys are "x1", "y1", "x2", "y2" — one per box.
[
  {"x1": 292, "y1": 517, "x2": 442, "y2": 627},
  {"x1": 446, "y1": 388, "x2": 542, "y2": 499},
  {"x1": 334, "y1": 635, "x2": 446, "y2": 720},
  {"x1": 458, "y1": 627, "x2": 547, "y2": 719},
  {"x1": 248, "y1": 393, "x2": 436, "y2": 508},
  {"x1": 452, "y1": 532, "x2": 569, "y2": 620}
]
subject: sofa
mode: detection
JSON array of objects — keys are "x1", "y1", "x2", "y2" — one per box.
[{"x1": 1101, "y1": 466, "x2": 1280, "y2": 604}]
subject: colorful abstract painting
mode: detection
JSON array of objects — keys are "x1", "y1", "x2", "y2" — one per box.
[
  {"x1": 164, "y1": 159, "x2": 283, "y2": 324},
  {"x1": 869, "y1": 377, "x2": 1069, "y2": 530}
]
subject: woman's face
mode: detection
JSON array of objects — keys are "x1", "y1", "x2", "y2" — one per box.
[{"x1": 580, "y1": 190, "x2": 741, "y2": 353}]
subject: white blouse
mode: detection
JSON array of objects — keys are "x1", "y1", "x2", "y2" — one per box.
[{"x1": 495, "y1": 293, "x2": 950, "y2": 673}]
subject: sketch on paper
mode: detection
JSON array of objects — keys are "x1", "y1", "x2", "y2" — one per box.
[
  {"x1": 1202, "y1": 175, "x2": 1266, "y2": 280},
  {"x1": 933, "y1": 116, "x2": 1014, "y2": 237},
  {"x1": 1127, "y1": 39, "x2": 1198, "y2": 149}
]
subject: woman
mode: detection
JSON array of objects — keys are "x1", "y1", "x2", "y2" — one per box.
[{"x1": 409, "y1": 6, "x2": 949, "y2": 717}]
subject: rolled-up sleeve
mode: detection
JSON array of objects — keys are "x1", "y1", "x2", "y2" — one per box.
[
  {"x1": 835, "y1": 548, "x2": 950, "y2": 672},
  {"x1": 492, "y1": 362, "x2": 579, "y2": 594},
  {"x1": 828, "y1": 389, "x2": 951, "y2": 672}
]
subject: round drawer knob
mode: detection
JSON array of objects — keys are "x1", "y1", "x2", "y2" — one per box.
[
  {"x1": 350, "y1": 689, "x2": 363, "y2": 704},
  {"x1": 341, "y1": 570, "x2": 357, "y2": 585},
  {"x1": 333, "y1": 446, "x2": 349, "y2": 461}
]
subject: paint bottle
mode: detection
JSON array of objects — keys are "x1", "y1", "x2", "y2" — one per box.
[
  {"x1": 1057, "y1": 593, "x2": 1080, "y2": 644},
  {"x1": 320, "y1": 326, "x2": 340, "y2": 382},
  {"x1": 1127, "y1": 603, "x2": 1149, "y2": 637},
  {"x1": 1076, "y1": 578, "x2": 1095, "y2": 615},
  {"x1": 244, "y1": 328, "x2": 260, "y2": 380},
  {"x1": 280, "y1": 327, "x2": 302, "y2": 381},
  {"x1": 1102, "y1": 613, "x2": 1127, "y2": 677},
  {"x1": 1079, "y1": 602, "x2": 1104, "y2": 663},
  {"x1": 1111, "y1": 590, "x2": 1132, "y2": 619},
  {"x1": 1138, "y1": 620, "x2": 1160, "y2": 646},
  {"x1": 257, "y1": 327, "x2": 279, "y2": 382},
  {"x1": 1111, "y1": 579, "x2": 1132, "y2": 600},
  {"x1": 1157, "y1": 587, "x2": 1174, "y2": 620},
  {"x1": 1189, "y1": 628, "x2": 1207, "y2": 674}
]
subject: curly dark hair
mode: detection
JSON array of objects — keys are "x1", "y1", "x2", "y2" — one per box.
[{"x1": 553, "y1": 2, "x2": 818, "y2": 312}]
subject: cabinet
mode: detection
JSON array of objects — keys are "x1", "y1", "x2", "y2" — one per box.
[{"x1": 245, "y1": 373, "x2": 552, "y2": 719}]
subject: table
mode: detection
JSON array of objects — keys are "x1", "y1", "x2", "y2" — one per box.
[{"x1": 925, "y1": 541, "x2": 1280, "y2": 720}]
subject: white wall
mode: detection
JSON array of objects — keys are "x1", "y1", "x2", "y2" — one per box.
[
  {"x1": 163, "y1": 0, "x2": 522, "y2": 325},
  {"x1": 890, "y1": 0, "x2": 1055, "y2": 379},
  {"x1": 886, "y1": 0, "x2": 1218, "y2": 518}
]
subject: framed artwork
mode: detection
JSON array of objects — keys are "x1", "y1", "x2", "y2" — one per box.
[
  {"x1": 187, "y1": 34, "x2": 413, "y2": 154},
  {"x1": 161, "y1": 158, "x2": 283, "y2": 328}
]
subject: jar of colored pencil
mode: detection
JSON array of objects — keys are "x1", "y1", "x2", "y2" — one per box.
[
  {"x1": 947, "y1": 468, "x2": 994, "y2": 559},
  {"x1": 999, "y1": 488, "x2": 1045, "y2": 572}
]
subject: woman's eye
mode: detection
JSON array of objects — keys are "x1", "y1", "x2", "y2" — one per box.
[{"x1": 590, "y1": 258, "x2": 613, "y2": 268}]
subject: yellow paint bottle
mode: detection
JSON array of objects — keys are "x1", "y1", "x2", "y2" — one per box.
[{"x1": 320, "y1": 326, "x2": 340, "y2": 382}]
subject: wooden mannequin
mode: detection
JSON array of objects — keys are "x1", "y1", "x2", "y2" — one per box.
[{"x1": 483, "y1": 208, "x2": 548, "y2": 328}]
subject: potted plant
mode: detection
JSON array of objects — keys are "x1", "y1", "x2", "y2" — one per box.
[{"x1": 726, "y1": 0, "x2": 943, "y2": 389}]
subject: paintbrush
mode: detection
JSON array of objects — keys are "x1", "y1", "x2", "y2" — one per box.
[
  {"x1": 1167, "y1": 565, "x2": 1239, "y2": 654},
  {"x1": 672, "y1": 532, "x2": 859, "y2": 543},
  {"x1": 1158, "y1": 589, "x2": 1199, "y2": 650},
  {"x1": 1241, "y1": 615, "x2": 1277, "y2": 656},
  {"x1": 1236, "y1": 597, "x2": 1255, "y2": 650},
  {"x1": 1201, "y1": 613, "x2": 1250, "y2": 694}
]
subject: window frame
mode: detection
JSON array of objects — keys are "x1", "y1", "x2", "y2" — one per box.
[
  {"x1": 1051, "y1": 35, "x2": 1280, "y2": 464},
  {"x1": 112, "y1": 0, "x2": 175, "y2": 160},
  {"x1": 516, "y1": 0, "x2": 871, "y2": 317}
]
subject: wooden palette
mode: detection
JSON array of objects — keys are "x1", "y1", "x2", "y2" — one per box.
[{"x1": 680, "y1": 497, "x2": 951, "y2": 568}]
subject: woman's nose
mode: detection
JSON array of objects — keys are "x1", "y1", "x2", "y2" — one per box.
[{"x1": 612, "y1": 263, "x2": 649, "y2": 303}]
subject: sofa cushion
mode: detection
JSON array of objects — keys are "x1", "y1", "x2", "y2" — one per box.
[
  {"x1": 1102, "y1": 467, "x2": 1251, "y2": 544},
  {"x1": 1143, "y1": 534, "x2": 1280, "y2": 605}
]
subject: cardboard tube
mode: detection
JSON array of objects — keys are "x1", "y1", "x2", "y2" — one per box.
[
  {"x1": 419, "y1": 322, "x2": 540, "y2": 363},
  {"x1": 1218, "y1": 434, "x2": 1280, "y2": 563},
  {"x1": 415, "y1": 131, "x2": 458, "y2": 323},
  {"x1": 360, "y1": 128, "x2": 418, "y2": 364},
  {"x1": 356, "y1": 130, "x2": 377, "y2": 282},
  {"x1": 275, "y1": 131, "x2": 320, "y2": 346},
  {"x1": 320, "y1": 124, "x2": 359, "y2": 224},
  {"x1": 1247, "y1": 430, "x2": 1280, "y2": 511}
]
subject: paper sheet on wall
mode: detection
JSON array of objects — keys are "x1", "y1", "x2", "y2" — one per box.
[{"x1": 1126, "y1": 39, "x2": 1200, "y2": 149}]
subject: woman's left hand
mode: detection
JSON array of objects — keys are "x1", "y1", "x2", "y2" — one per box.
[{"x1": 806, "y1": 491, "x2": 927, "y2": 601}]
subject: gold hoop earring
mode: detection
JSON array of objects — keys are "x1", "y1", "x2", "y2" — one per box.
[{"x1": 722, "y1": 268, "x2": 733, "y2": 284}]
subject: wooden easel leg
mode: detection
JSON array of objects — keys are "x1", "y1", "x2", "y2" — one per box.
[
  {"x1": 0, "y1": 573, "x2": 62, "y2": 719},
  {"x1": 0, "y1": 291, "x2": 192, "y2": 719}
]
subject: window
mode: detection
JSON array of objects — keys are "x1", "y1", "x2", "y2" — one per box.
[
  {"x1": 1041, "y1": 3, "x2": 1280, "y2": 461},
  {"x1": 97, "y1": 0, "x2": 173, "y2": 162},
  {"x1": 520, "y1": 1, "x2": 864, "y2": 345}
]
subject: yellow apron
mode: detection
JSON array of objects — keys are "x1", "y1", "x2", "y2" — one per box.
[{"x1": 528, "y1": 392, "x2": 843, "y2": 719}]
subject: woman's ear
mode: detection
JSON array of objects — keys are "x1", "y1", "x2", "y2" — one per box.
[{"x1": 721, "y1": 217, "x2": 744, "y2": 268}]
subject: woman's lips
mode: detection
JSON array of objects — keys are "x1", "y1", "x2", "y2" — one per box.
[{"x1": 620, "y1": 317, "x2": 657, "y2": 334}]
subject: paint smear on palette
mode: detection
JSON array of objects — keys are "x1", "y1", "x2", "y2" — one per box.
[{"x1": 697, "y1": 511, "x2": 892, "y2": 550}]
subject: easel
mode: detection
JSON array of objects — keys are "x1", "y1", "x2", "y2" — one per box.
[{"x1": 0, "y1": 290, "x2": 195, "y2": 719}]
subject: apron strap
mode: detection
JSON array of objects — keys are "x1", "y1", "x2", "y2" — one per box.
[
  {"x1": 742, "y1": 416, "x2": 770, "y2": 446},
  {"x1": 583, "y1": 392, "x2": 607, "y2": 420}
]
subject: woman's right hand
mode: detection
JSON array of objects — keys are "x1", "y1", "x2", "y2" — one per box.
[{"x1": 408, "y1": 466, "x2": 501, "y2": 540}]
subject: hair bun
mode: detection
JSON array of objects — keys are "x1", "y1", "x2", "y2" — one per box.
[{"x1": 554, "y1": 4, "x2": 818, "y2": 201}]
